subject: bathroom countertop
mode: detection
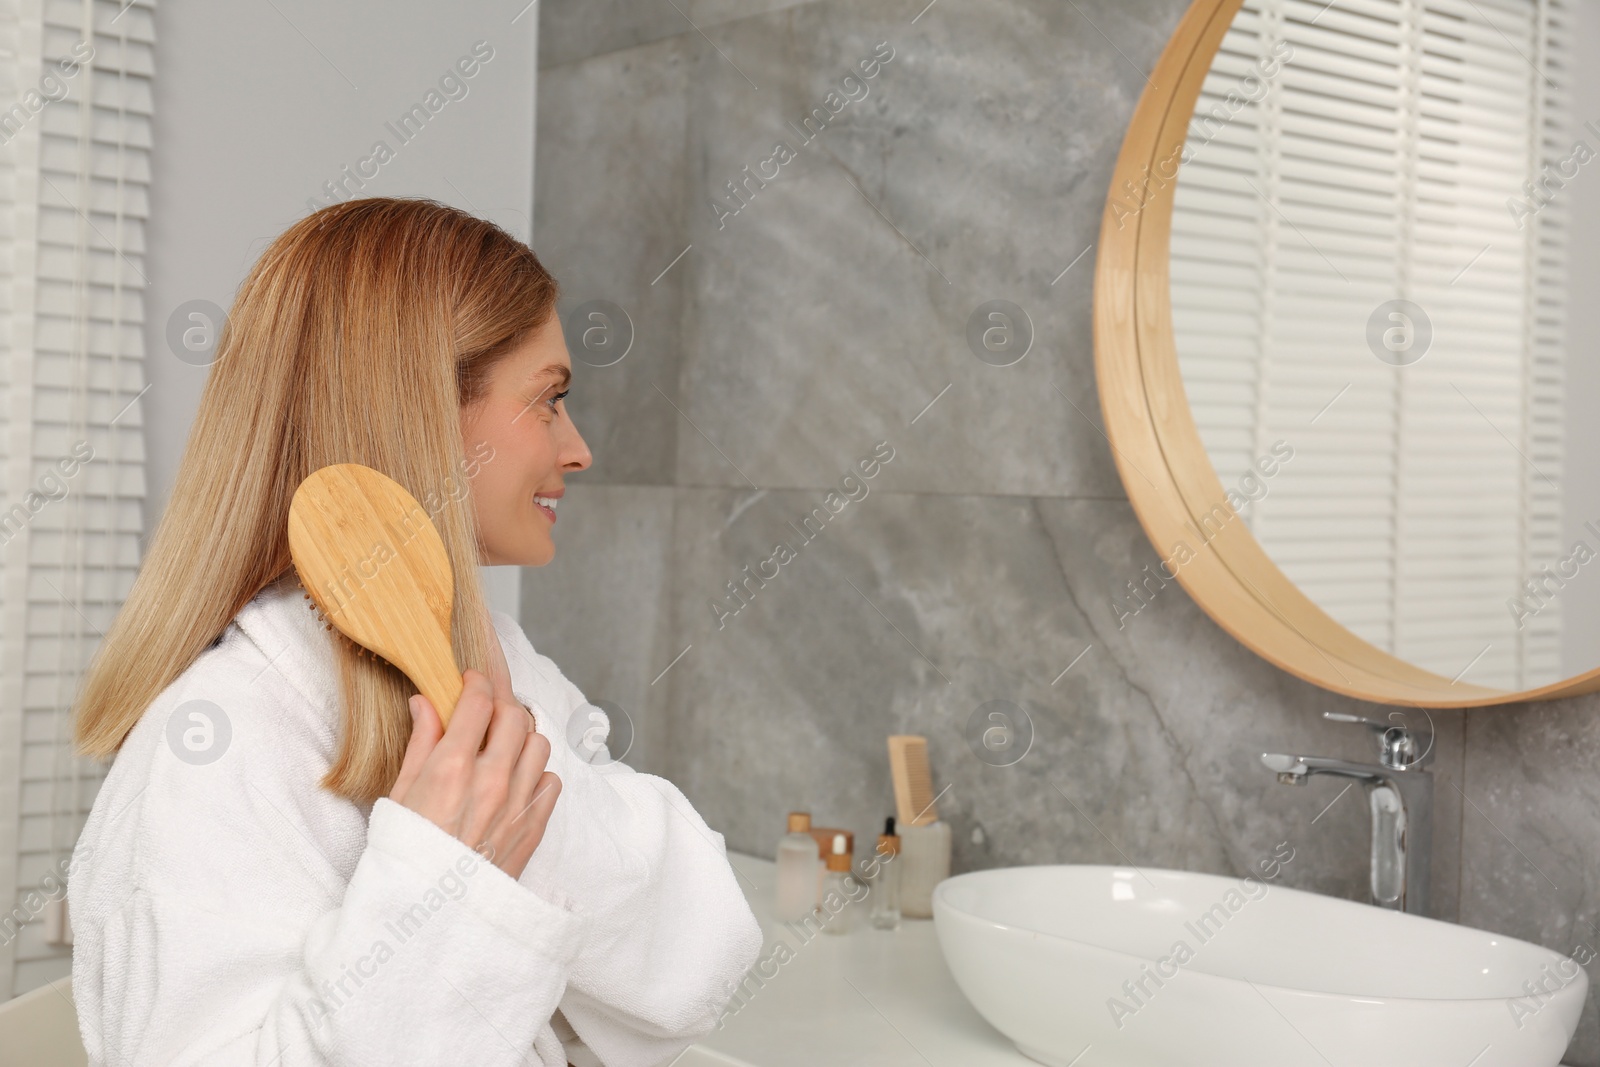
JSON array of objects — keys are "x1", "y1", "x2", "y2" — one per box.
[
  {"x1": 670, "y1": 855, "x2": 1587, "y2": 1067},
  {"x1": 672, "y1": 850, "x2": 1032, "y2": 1067}
]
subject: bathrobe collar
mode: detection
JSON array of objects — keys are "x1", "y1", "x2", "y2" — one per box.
[
  {"x1": 227, "y1": 572, "x2": 549, "y2": 735},
  {"x1": 231, "y1": 571, "x2": 343, "y2": 718}
]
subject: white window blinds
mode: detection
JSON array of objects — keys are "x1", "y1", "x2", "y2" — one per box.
[
  {"x1": 1170, "y1": 0, "x2": 1567, "y2": 689},
  {"x1": 0, "y1": 0, "x2": 152, "y2": 997}
]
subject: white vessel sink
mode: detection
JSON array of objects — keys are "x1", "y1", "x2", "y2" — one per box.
[{"x1": 933, "y1": 865, "x2": 1584, "y2": 1067}]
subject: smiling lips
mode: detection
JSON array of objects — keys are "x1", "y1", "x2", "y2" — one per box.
[{"x1": 534, "y1": 492, "x2": 560, "y2": 524}]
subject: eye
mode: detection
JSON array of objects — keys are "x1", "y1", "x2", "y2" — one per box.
[{"x1": 545, "y1": 389, "x2": 570, "y2": 415}]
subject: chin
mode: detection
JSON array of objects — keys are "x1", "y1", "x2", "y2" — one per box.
[
  {"x1": 484, "y1": 532, "x2": 554, "y2": 568},
  {"x1": 524, "y1": 535, "x2": 556, "y2": 568}
]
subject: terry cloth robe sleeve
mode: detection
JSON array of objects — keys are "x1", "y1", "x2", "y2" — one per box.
[
  {"x1": 491, "y1": 611, "x2": 763, "y2": 1067},
  {"x1": 69, "y1": 621, "x2": 589, "y2": 1067}
]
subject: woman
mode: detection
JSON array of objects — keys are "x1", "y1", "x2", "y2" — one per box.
[{"x1": 68, "y1": 198, "x2": 762, "y2": 1066}]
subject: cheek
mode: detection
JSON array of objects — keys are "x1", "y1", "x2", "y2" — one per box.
[
  {"x1": 479, "y1": 463, "x2": 519, "y2": 515},
  {"x1": 465, "y1": 401, "x2": 562, "y2": 522},
  {"x1": 514, "y1": 420, "x2": 561, "y2": 479}
]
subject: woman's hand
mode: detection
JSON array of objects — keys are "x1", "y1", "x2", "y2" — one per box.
[{"x1": 389, "y1": 667, "x2": 561, "y2": 880}]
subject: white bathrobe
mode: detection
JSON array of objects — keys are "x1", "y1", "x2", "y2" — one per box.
[{"x1": 68, "y1": 573, "x2": 762, "y2": 1066}]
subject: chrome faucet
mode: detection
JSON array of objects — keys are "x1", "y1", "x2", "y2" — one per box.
[{"x1": 1261, "y1": 711, "x2": 1433, "y2": 915}]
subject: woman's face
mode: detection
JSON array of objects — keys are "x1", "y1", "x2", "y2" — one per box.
[{"x1": 460, "y1": 314, "x2": 592, "y2": 567}]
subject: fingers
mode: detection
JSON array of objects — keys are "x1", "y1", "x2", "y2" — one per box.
[
  {"x1": 433, "y1": 669, "x2": 496, "y2": 759},
  {"x1": 481, "y1": 693, "x2": 531, "y2": 773},
  {"x1": 389, "y1": 693, "x2": 442, "y2": 803},
  {"x1": 505, "y1": 726, "x2": 551, "y2": 817},
  {"x1": 516, "y1": 769, "x2": 561, "y2": 831},
  {"x1": 499, "y1": 770, "x2": 562, "y2": 875}
]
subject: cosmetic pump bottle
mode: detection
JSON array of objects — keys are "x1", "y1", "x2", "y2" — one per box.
[
  {"x1": 821, "y1": 832, "x2": 856, "y2": 935},
  {"x1": 775, "y1": 811, "x2": 820, "y2": 923},
  {"x1": 869, "y1": 816, "x2": 902, "y2": 930}
]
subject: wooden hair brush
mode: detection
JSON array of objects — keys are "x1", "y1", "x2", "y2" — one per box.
[{"x1": 287, "y1": 463, "x2": 465, "y2": 726}]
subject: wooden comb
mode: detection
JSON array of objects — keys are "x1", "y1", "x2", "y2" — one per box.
[
  {"x1": 287, "y1": 463, "x2": 464, "y2": 726},
  {"x1": 888, "y1": 735, "x2": 938, "y2": 827}
]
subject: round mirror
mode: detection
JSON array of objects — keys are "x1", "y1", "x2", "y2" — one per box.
[{"x1": 1095, "y1": 0, "x2": 1600, "y2": 704}]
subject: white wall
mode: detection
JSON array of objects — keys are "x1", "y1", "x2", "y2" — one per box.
[
  {"x1": 144, "y1": 0, "x2": 540, "y2": 617},
  {"x1": 1561, "y1": 0, "x2": 1600, "y2": 678}
]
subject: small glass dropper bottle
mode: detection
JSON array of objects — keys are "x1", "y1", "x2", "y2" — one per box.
[
  {"x1": 869, "y1": 816, "x2": 902, "y2": 930},
  {"x1": 821, "y1": 832, "x2": 856, "y2": 935}
]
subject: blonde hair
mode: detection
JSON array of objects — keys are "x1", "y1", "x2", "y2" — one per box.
[{"x1": 74, "y1": 198, "x2": 560, "y2": 802}]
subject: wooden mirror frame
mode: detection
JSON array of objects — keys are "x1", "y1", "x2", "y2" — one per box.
[{"x1": 1093, "y1": 0, "x2": 1600, "y2": 707}]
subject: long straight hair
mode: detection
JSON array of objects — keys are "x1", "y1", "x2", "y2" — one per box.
[{"x1": 74, "y1": 198, "x2": 560, "y2": 802}]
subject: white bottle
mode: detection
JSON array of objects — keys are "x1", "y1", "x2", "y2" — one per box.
[{"x1": 775, "y1": 811, "x2": 820, "y2": 922}]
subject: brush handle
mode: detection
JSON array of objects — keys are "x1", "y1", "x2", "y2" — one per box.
[{"x1": 411, "y1": 627, "x2": 465, "y2": 730}]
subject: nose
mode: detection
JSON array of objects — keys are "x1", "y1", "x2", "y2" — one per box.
[{"x1": 557, "y1": 406, "x2": 592, "y2": 473}]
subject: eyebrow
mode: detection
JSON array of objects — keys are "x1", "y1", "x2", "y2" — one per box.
[{"x1": 529, "y1": 364, "x2": 571, "y2": 392}]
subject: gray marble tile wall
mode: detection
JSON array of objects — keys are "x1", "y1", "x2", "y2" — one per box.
[{"x1": 522, "y1": 0, "x2": 1600, "y2": 1060}]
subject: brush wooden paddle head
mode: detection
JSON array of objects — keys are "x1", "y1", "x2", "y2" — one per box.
[{"x1": 287, "y1": 463, "x2": 464, "y2": 726}]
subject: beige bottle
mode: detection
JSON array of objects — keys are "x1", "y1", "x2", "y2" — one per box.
[
  {"x1": 821, "y1": 832, "x2": 857, "y2": 935},
  {"x1": 805, "y1": 823, "x2": 848, "y2": 905}
]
